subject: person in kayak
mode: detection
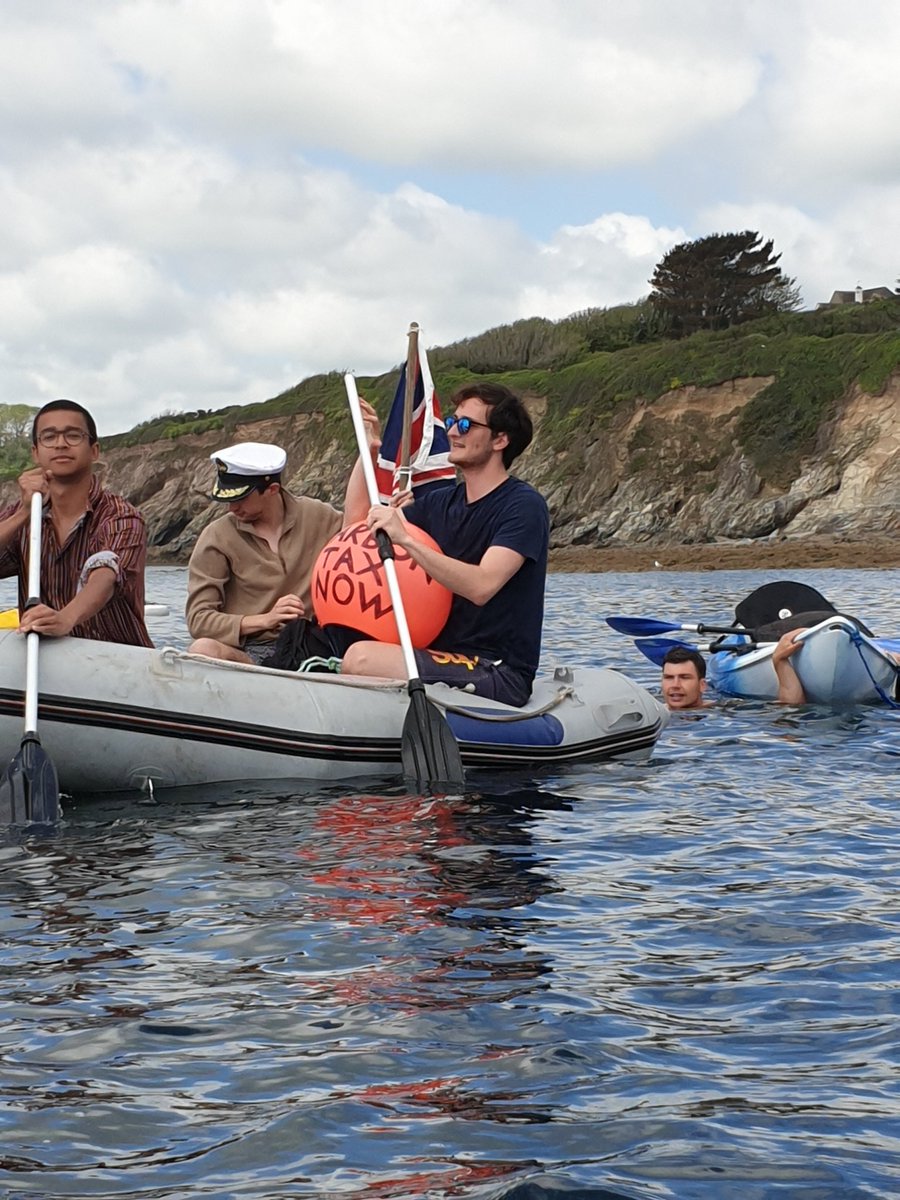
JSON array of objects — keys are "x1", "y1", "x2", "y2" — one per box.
[
  {"x1": 186, "y1": 442, "x2": 342, "y2": 663},
  {"x1": 0, "y1": 399, "x2": 152, "y2": 647},
  {"x1": 340, "y1": 382, "x2": 549, "y2": 707}
]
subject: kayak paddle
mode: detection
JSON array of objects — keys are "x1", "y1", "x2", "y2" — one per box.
[
  {"x1": 632, "y1": 636, "x2": 717, "y2": 666},
  {"x1": 609, "y1": 580, "x2": 843, "y2": 642},
  {"x1": 607, "y1": 615, "x2": 745, "y2": 638},
  {"x1": 344, "y1": 373, "x2": 465, "y2": 793},
  {"x1": 0, "y1": 492, "x2": 60, "y2": 825},
  {"x1": 633, "y1": 635, "x2": 767, "y2": 666}
]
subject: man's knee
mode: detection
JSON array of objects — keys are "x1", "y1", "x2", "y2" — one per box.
[
  {"x1": 188, "y1": 637, "x2": 248, "y2": 663},
  {"x1": 342, "y1": 641, "x2": 372, "y2": 674},
  {"x1": 342, "y1": 640, "x2": 404, "y2": 678},
  {"x1": 188, "y1": 637, "x2": 222, "y2": 656}
]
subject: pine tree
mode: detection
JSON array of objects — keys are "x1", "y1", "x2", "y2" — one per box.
[{"x1": 649, "y1": 231, "x2": 801, "y2": 337}]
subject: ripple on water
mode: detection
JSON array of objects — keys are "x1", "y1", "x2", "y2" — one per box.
[{"x1": 1, "y1": 568, "x2": 899, "y2": 1198}]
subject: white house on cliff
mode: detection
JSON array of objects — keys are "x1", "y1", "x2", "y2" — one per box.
[{"x1": 818, "y1": 284, "x2": 898, "y2": 308}]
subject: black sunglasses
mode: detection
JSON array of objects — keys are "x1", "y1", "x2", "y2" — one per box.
[{"x1": 445, "y1": 414, "x2": 492, "y2": 435}]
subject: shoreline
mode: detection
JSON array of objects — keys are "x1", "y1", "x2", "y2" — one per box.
[
  {"x1": 149, "y1": 536, "x2": 900, "y2": 574},
  {"x1": 547, "y1": 536, "x2": 900, "y2": 573}
]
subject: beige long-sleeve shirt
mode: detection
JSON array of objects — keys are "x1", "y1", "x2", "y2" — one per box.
[{"x1": 185, "y1": 490, "x2": 342, "y2": 647}]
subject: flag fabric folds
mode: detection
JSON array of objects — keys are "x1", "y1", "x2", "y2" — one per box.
[{"x1": 375, "y1": 343, "x2": 456, "y2": 503}]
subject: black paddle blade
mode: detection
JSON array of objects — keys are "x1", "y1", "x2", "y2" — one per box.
[
  {"x1": 0, "y1": 734, "x2": 60, "y2": 826},
  {"x1": 400, "y1": 681, "x2": 465, "y2": 792},
  {"x1": 735, "y1": 580, "x2": 836, "y2": 628}
]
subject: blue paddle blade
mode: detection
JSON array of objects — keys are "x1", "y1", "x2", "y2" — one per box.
[
  {"x1": 607, "y1": 615, "x2": 687, "y2": 636},
  {"x1": 634, "y1": 635, "x2": 764, "y2": 665},
  {"x1": 632, "y1": 637, "x2": 698, "y2": 665}
]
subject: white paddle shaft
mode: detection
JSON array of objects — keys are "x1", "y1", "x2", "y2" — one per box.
[
  {"x1": 344, "y1": 373, "x2": 420, "y2": 681},
  {"x1": 24, "y1": 491, "x2": 43, "y2": 734}
]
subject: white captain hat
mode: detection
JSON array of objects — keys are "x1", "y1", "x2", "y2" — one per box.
[{"x1": 210, "y1": 442, "x2": 287, "y2": 502}]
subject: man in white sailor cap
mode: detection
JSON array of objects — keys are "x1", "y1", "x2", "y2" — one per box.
[{"x1": 185, "y1": 441, "x2": 342, "y2": 663}]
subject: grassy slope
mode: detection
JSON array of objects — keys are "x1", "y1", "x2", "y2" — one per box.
[{"x1": 97, "y1": 298, "x2": 900, "y2": 489}]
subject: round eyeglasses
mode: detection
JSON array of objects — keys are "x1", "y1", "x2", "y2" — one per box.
[
  {"x1": 444, "y1": 415, "x2": 491, "y2": 435},
  {"x1": 36, "y1": 428, "x2": 92, "y2": 447}
]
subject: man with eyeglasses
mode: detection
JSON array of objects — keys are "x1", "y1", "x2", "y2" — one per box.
[
  {"x1": 0, "y1": 399, "x2": 152, "y2": 647},
  {"x1": 339, "y1": 381, "x2": 549, "y2": 707}
]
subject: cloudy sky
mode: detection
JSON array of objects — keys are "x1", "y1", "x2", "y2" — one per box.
[{"x1": 1, "y1": 0, "x2": 898, "y2": 434}]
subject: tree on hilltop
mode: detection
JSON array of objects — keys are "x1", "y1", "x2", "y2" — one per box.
[
  {"x1": 0, "y1": 403, "x2": 38, "y2": 480},
  {"x1": 649, "y1": 231, "x2": 801, "y2": 338}
]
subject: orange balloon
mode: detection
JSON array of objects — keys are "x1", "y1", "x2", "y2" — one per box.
[{"x1": 312, "y1": 521, "x2": 452, "y2": 647}]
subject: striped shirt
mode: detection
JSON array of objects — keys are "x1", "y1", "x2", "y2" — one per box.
[{"x1": 0, "y1": 477, "x2": 152, "y2": 647}]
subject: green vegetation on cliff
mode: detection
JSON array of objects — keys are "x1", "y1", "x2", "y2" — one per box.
[
  {"x1": 90, "y1": 296, "x2": 900, "y2": 489},
  {"x1": 0, "y1": 403, "x2": 37, "y2": 481}
]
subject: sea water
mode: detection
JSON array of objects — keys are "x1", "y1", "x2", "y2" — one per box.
[{"x1": 1, "y1": 566, "x2": 898, "y2": 1199}]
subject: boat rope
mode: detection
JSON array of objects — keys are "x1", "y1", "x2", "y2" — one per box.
[
  {"x1": 436, "y1": 685, "x2": 575, "y2": 723},
  {"x1": 848, "y1": 628, "x2": 900, "y2": 709}
]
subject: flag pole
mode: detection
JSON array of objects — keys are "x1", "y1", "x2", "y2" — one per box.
[{"x1": 397, "y1": 321, "x2": 418, "y2": 494}]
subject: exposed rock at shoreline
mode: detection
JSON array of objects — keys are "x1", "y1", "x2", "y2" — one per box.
[
  {"x1": 548, "y1": 535, "x2": 900, "y2": 573},
  {"x1": 3, "y1": 372, "x2": 898, "y2": 566}
]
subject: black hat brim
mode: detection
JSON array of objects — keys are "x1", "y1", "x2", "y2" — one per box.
[{"x1": 210, "y1": 474, "x2": 263, "y2": 502}]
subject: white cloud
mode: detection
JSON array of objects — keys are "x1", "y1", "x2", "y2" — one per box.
[
  {"x1": 0, "y1": 0, "x2": 897, "y2": 435},
  {"x1": 92, "y1": 0, "x2": 762, "y2": 170},
  {"x1": 752, "y1": 2, "x2": 900, "y2": 189},
  {"x1": 518, "y1": 214, "x2": 687, "y2": 319},
  {"x1": 0, "y1": 10, "x2": 135, "y2": 152},
  {"x1": 702, "y1": 192, "x2": 900, "y2": 308}
]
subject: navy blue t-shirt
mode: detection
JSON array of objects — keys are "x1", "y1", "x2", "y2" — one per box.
[{"x1": 405, "y1": 477, "x2": 549, "y2": 681}]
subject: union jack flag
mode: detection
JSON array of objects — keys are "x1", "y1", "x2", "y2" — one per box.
[{"x1": 375, "y1": 340, "x2": 456, "y2": 503}]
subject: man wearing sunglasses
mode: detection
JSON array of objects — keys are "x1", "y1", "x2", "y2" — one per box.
[
  {"x1": 0, "y1": 399, "x2": 152, "y2": 647},
  {"x1": 340, "y1": 381, "x2": 549, "y2": 707}
]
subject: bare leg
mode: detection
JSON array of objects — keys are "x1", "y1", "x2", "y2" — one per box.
[
  {"x1": 187, "y1": 637, "x2": 253, "y2": 664},
  {"x1": 342, "y1": 640, "x2": 408, "y2": 679}
]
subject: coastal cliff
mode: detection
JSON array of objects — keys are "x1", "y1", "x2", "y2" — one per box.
[
  {"x1": 13, "y1": 369, "x2": 891, "y2": 566},
  {"x1": 3, "y1": 305, "x2": 898, "y2": 565},
  {"x1": 543, "y1": 372, "x2": 900, "y2": 550}
]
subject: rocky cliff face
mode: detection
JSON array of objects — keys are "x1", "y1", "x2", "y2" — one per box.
[
  {"x1": 540, "y1": 373, "x2": 899, "y2": 549},
  {"x1": 4, "y1": 374, "x2": 897, "y2": 558}
]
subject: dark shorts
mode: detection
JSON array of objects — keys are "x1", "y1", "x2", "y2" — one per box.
[
  {"x1": 242, "y1": 639, "x2": 276, "y2": 665},
  {"x1": 413, "y1": 648, "x2": 532, "y2": 708}
]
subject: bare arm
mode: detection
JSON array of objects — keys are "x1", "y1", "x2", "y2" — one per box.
[
  {"x1": 342, "y1": 396, "x2": 382, "y2": 527},
  {"x1": 0, "y1": 468, "x2": 47, "y2": 552},
  {"x1": 772, "y1": 629, "x2": 807, "y2": 705},
  {"x1": 367, "y1": 503, "x2": 524, "y2": 606},
  {"x1": 19, "y1": 567, "x2": 117, "y2": 637},
  {"x1": 19, "y1": 502, "x2": 149, "y2": 637}
]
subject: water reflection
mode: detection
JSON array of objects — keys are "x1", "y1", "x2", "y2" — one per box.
[
  {"x1": 0, "y1": 785, "x2": 579, "y2": 1195},
  {"x1": 2, "y1": 564, "x2": 899, "y2": 1198}
]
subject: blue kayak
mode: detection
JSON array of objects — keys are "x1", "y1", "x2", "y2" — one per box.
[{"x1": 708, "y1": 616, "x2": 900, "y2": 705}]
